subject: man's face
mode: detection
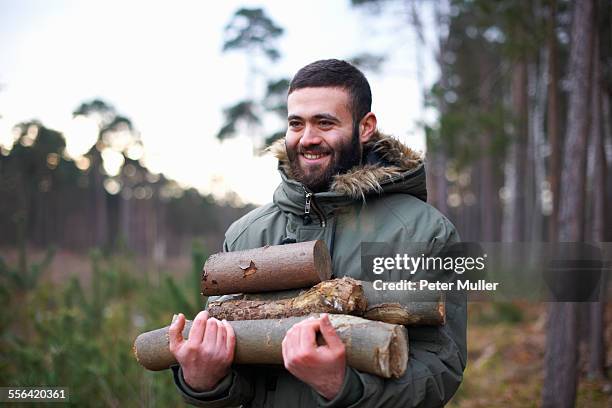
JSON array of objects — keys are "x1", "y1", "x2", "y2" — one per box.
[{"x1": 285, "y1": 87, "x2": 361, "y2": 192}]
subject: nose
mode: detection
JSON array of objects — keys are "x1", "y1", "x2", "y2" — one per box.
[{"x1": 300, "y1": 124, "x2": 322, "y2": 148}]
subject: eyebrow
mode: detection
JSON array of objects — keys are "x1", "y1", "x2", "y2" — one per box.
[{"x1": 287, "y1": 113, "x2": 340, "y2": 122}]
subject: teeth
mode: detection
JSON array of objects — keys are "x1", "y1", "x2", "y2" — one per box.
[{"x1": 304, "y1": 153, "x2": 324, "y2": 160}]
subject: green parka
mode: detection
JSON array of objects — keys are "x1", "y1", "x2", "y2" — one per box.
[{"x1": 172, "y1": 132, "x2": 467, "y2": 407}]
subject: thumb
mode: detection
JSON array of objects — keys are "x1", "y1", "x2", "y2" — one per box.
[
  {"x1": 168, "y1": 313, "x2": 185, "y2": 354},
  {"x1": 319, "y1": 314, "x2": 343, "y2": 350}
]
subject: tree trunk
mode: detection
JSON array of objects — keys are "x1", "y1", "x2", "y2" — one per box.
[
  {"x1": 529, "y1": 49, "x2": 548, "y2": 243},
  {"x1": 542, "y1": 1, "x2": 595, "y2": 407},
  {"x1": 427, "y1": 1, "x2": 450, "y2": 217},
  {"x1": 16, "y1": 171, "x2": 28, "y2": 276},
  {"x1": 133, "y1": 314, "x2": 408, "y2": 379},
  {"x1": 201, "y1": 240, "x2": 332, "y2": 295},
  {"x1": 478, "y1": 51, "x2": 495, "y2": 242},
  {"x1": 543, "y1": 302, "x2": 580, "y2": 408},
  {"x1": 556, "y1": 0, "x2": 594, "y2": 244},
  {"x1": 92, "y1": 152, "x2": 108, "y2": 248},
  {"x1": 604, "y1": 90, "x2": 612, "y2": 241},
  {"x1": 207, "y1": 277, "x2": 445, "y2": 326},
  {"x1": 510, "y1": 59, "x2": 529, "y2": 242},
  {"x1": 587, "y1": 27, "x2": 606, "y2": 380},
  {"x1": 547, "y1": 0, "x2": 561, "y2": 243},
  {"x1": 426, "y1": 149, "x2": 449, "y2": 216},
  {"x1": 119, "y1": 189, "x2": 130, "y2": 249}
]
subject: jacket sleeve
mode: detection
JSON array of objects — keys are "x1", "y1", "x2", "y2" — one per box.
[
  {"x1": 172, "y1": 365, "x2": 255, "y2": 407},
  {"x1": 172, "y1": 240, "x2": 257, "y2": 407},
  {"x1": 311, "y1": 222, "x2": 468, "y2": 408}
]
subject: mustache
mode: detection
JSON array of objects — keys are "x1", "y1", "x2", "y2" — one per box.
[{"x1": 298, "y1": 146, "x2": 331, "y2": 155}]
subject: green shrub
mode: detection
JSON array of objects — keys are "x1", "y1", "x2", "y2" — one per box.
[{"x1": 0, "y1": 241, "x2": 210, "y2": 406}]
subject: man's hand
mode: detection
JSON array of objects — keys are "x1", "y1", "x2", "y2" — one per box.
[
  {"x1": 168, "y1": 311, "x2": 236, "y2": 392},
  {"x1": 281, "y1": 313, "x2": 346, "y2": 400}
]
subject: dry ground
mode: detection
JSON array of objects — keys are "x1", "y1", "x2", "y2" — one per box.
[{"x1": 448, "y1": 302, "x2": 612, "y2": 407}]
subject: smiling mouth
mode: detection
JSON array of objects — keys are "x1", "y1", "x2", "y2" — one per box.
[{"x1": 303, "y1": 153, "x2": 328, "y2": 160}]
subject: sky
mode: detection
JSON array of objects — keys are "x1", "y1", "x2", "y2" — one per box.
[{"x1": 0, "y1": 0, "x2": 439, "y2": 205}]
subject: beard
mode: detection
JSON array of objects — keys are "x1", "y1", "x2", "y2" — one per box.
[{"x1": 286, "y1": 124, "x2": 362, "y2": 193}]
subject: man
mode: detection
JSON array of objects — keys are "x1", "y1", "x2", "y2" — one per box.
[{"x1": 169, "y1": 59, "x2": 467, "y2": 407}]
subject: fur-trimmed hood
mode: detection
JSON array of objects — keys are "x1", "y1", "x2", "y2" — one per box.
[{"x1": 268, "y1": 130, "x2": 426, "y2": 201}]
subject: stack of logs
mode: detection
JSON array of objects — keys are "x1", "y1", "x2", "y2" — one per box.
[{"x1": 133, "y1": 240, "x2": 445, "y2": 379}]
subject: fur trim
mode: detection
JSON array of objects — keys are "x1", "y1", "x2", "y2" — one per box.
[
  {"x1": 268, "y1": 130, "x2": 423, "y2": 199},
  {"x1": 330, "y1": 164, "x2": 404, "y2": 201}
]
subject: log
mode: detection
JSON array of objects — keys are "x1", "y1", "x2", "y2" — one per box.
[
  {"x1": 360, "y1": 281, "x2": 446, "y2": 326},
  {"x1": 201, "y1": 240, "x2": 332, "y2": 296},
  {"x1": 133, "y1": 314, "x2": 408, "y2": 378},
  {"x1": 207, "y1": 277, "x2": 367, "y2": 320},
  {"x1": 208, "y1": 278, "x2": 445, "y2": 326}
]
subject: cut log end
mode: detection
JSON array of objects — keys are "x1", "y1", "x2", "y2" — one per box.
[
  {"x1": 325, "y1": 314, "x2": 409, "y2": 378},
  {"x1": 132, "y1": 343, "x2": 140, "y2": 365},
  {"x1": 438, "y1": 300, "x2": 446, "y2": 325},
  {"x1": 389, "y1": 325, "x2": 409, "y2": 378}
]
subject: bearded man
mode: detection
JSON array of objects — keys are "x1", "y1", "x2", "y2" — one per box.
[{"x1": 168, "y1": 59, "x2": 467, "y2": 407}]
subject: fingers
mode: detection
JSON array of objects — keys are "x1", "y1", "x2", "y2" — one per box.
[
  {"x1": 282, "y1": 321, "x2": 302, "y2": 368},
  {"x1": 298, "y1": 319, "x2": 319, "y2": 351},
  {"x1": 216, "y1": 319, "x2": 227, "y2": 350},
  {"x1": 318, "y1": 314, "x2": 344, "y2": 350},
  {"x1": 188, "y1": 310, "x2": 209, "y2": 344},
  {"x1": 284, "y1": 317, "x2": 315, "y2": 348},
  {"x1": 172, "y1": 312, "x2": 235, "y2": 392},
  {"x1": 168, "y1": 313, "x2": 185, "y2": 353},
  {"x1": 282, "y1": 317, "x2": 319, "y2": 366},
  {"x1": 203, "y1": 317, "x2": 219, "y2": 348}
]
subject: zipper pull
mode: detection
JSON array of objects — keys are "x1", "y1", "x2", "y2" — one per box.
[{"x1": 304, "y1": 192, "x2": 312, "y2": 225}]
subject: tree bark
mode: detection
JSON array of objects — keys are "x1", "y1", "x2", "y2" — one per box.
[
  {"x1": 604, "y1": 90, "x2": 612, "y2": 241},
  {"x1": 547, "y1": 0, "x2": 561, "y2": 243},
  {"x1": 556, "y1": 0, "x2": 594, "y2": 245},
  {"x1": 91, "y1": 152, "x2": 108, "y2": 248},
  {"x1": 427, "y1": 1, "x2": 450, "y2": 217},
  {"x1": 477, "y1": 50, "x2": 495, "y2": 242},
  {"x1": 509, "y1": 58, "x2": 529, "y2": 242},
  {"x1": 587, "y1": 26, "x2": 606, "y2": 380},
  {"x1": 359, "y1": 281, "x2": 445, "y2": 325},
  {"x1": 529, "y1": 47, "x2": 549, "y2": 243},
  {"x1": 207, "y1": 277, "x2": 367, "y2": 320},
  {"x1": 201, "y1": 240, "x2": 332, "y2": 295},
  {"x1": 133, "y1": 314, "x2": 408, "y2": 379},
  {"x1": 542, "y1": 1, "x2": 595, "y2": 407},
  {"x1": 207, "y1": 277, "x2": 445, "y2": 326},
  {"x1": 543, "y1": 302, "x2": 580, "y2": 408}
]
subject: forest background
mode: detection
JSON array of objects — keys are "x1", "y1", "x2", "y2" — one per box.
[{"x1": 1, "y1": 0, "x2": 611, "y2": 406}]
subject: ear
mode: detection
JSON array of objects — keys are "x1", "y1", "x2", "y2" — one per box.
[{"x1": 358, "y1": 112, "x2": 377, "y2": 144}]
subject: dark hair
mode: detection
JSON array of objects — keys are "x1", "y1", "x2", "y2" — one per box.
[{"x1": 288, "y1": 59, "x2": 372, "y2": 124}]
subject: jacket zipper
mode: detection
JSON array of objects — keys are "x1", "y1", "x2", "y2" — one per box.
[
  {"x1": 303, "y1": 188, "x2": 327, "y2": 227},
  {"x1": 304, "y1": 192, "x2": 313, "y2": 225}
]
